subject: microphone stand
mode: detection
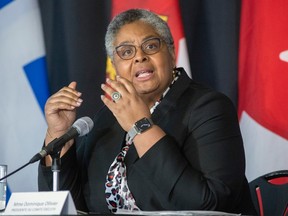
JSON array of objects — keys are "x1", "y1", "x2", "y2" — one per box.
[
  {"x1": 51, "y1": 152, "x2": 61, "y2": 192},
  {"x1": 0, "y1": 162, "x2": 30, "y2": 182}
]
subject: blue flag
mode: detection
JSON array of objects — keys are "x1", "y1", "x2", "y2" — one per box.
[{"x1": 0, "y1": 0, "x2": 49, "y2": 196}]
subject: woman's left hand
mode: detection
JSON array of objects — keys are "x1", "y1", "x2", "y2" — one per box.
[{"x1": 101, "y1": 76, "x2": 151, "y2": 132}]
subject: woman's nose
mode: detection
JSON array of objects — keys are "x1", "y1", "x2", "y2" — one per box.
[{"x1": 134, "y1": 48, "x2": 148, "y2": 63}]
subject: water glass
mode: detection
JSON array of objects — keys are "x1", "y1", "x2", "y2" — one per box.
[{"x1": 0, "y1": 165, "x2": 7, "y2": 211}]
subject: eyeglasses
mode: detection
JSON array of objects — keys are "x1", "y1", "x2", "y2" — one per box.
[{"x1": 115, "y1": 38, "x2": 162, "y2": 60}]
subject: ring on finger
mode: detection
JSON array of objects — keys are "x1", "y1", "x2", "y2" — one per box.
[{"x1": 111, "y1": 91, "x2": 122, "y2": 101}]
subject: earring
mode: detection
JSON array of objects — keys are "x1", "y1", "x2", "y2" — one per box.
[{"x1": 172, "y1": 67, "x2": 177, "y2": 79}]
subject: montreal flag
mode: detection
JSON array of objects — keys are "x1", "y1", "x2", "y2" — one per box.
[{"x1": 0, "y1": 0, "x2": 49, "y2": 194}]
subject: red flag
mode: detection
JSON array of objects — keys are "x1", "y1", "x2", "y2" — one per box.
[
  {"x1": 238, "y1": 1, "x2": 288, "y2": 181},
  {"x1": 106, "y1": 0, "x2": 191, "y2": 79}
]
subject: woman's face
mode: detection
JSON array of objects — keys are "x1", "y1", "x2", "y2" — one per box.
[{"x1": 112, "y1": 20, "x2": 176, "y2": 101}]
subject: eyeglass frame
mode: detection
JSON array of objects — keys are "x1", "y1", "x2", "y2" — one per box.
[{"x1": 114, "y1": 37, "x2": 164, "y2": 60}]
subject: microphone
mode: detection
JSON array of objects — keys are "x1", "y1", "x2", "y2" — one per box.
[
  {"x1": 0, "y1": 116, "x2": 93, "y2": 182},
  {"x1": 29, "y1": 116, "x2": 94, "y2": 164}
]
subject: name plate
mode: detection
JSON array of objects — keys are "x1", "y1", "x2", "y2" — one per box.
[{"x1": 3, "y1": 191, "x2": 77, "y2": 215}]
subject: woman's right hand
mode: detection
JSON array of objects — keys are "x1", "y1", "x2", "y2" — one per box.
[{"x1": 43, "y1": 82, "x2": 83, "y2": 164}]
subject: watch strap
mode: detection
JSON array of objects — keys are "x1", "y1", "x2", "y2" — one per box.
[
  {"x1": 127, "y1": 125, "x2": 138, "y2": 142},
  {"x1": 127, "y1": 117, "x2": 153, "y2": 142}
]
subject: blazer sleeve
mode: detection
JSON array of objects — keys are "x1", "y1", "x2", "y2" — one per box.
[{"x1": 131, "y1": 91, "x2": 248, "y2": 212}]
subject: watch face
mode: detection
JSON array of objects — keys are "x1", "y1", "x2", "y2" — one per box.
[{"x1": 135, "y1": 118, "x2": 153, "y2": 133}]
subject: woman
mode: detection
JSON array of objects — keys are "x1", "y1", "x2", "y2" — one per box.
[{"x1": 39, "y1": 9, "x2": 256, "y2": 214}]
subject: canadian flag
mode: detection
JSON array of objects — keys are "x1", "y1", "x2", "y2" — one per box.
[
  {"x1": 106, "y1": 0, "x2": 191, "y2": 79},
  {"x1": 238, "y1": 1, "x2": 288, "y2": 182}
]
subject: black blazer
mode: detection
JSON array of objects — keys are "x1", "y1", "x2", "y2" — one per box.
[{"x1": 38, "y1": 68, "x2": 256, "y2": 215}]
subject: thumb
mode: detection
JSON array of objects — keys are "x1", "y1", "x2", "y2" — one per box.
[{"x1": 68, "y1": 81, "x2": 77, "y2": 90}]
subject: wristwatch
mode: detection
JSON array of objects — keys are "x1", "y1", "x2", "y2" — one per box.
[{"x1": 127, "y1": 117, "x2": 153, "y2": 141}]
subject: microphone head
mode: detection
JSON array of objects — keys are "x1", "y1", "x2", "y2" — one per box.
[{"x1": 72, "y1": 116, "x2": 94, "y2": 136}]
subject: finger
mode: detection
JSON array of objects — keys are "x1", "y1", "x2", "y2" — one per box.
[
  {"x1": 101, "y1": 83, "x2": 122, "y2": 102},
  {"x1": 50, "y1": 81, "x2": 82, "y2": 104},
  {"x1": 49, "y1": 94, "x2": 82, "y2": 108},
  {"x1": 100, "y1": 94, "x2": 117, "y2": 109},
  {"x1": 60, "y1": 81, "x2": 82, "y2": 97},
  {"x1": 68, "y1": 81, "x2": 77, "y2": 89},
  {"x1": 101, "y1": 83, "x2": 112, "y2": 100},
  {"x1": 114, "y1": 76, "x2": 135, "y2": 93},
  {"x1": 45, "y1": 87, "x2": 83, "y2": 114},
  {"x1": 47, "y1": 90, "x2": 83, "y2": 108},
  {"x1": 105, "y1": 77, "x2": 128, "y2": 93},
  {"x1": 45, "y1": 98, "x2": 80, "y2": 115},
  {"x1": 56, "y1": 88, "x2": 82, "y2": 103}
]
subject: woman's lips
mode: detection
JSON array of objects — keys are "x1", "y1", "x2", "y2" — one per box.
[{"x1": 136, "y1": 69, "x2": 153, "y2": 78}]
